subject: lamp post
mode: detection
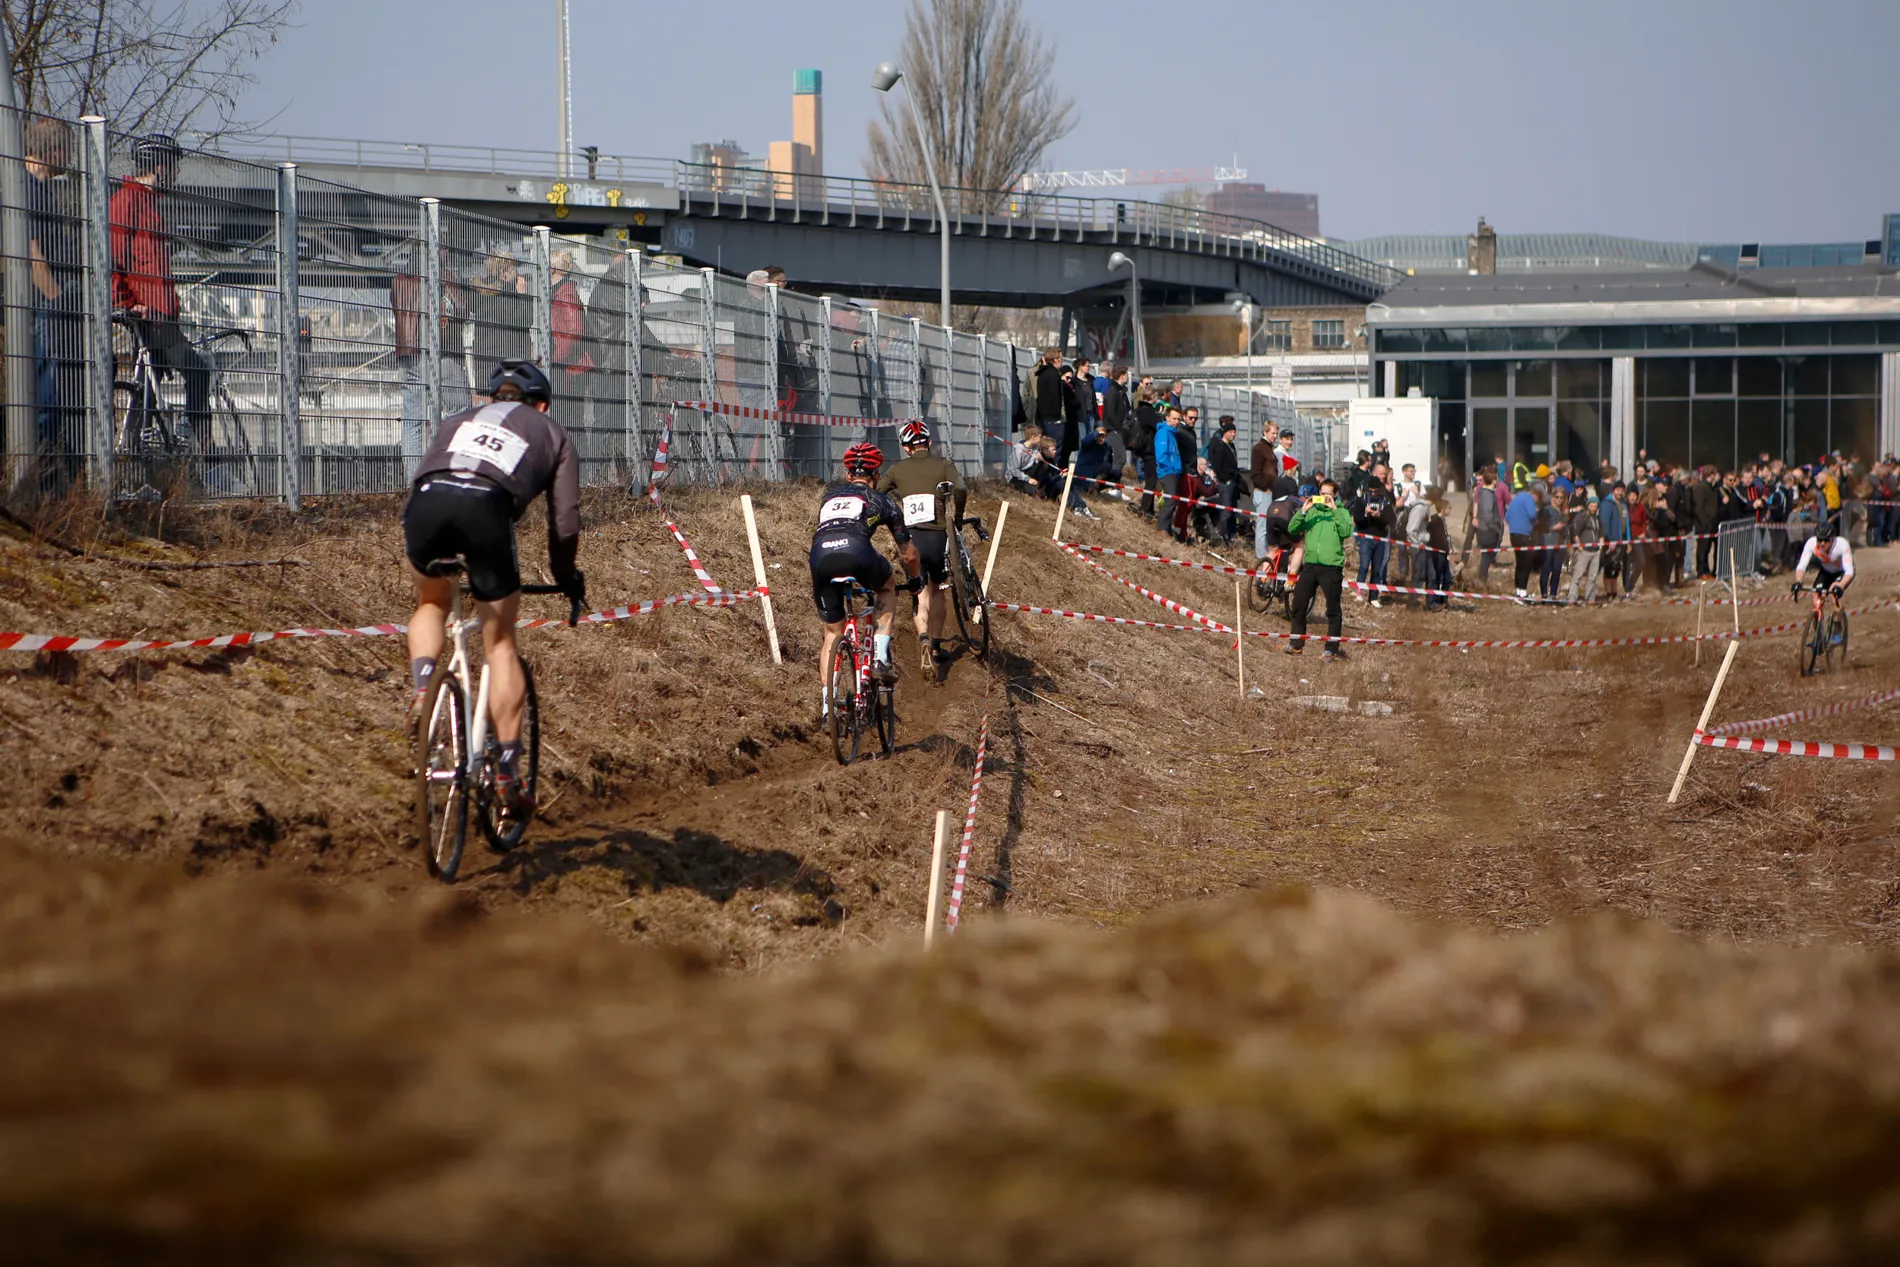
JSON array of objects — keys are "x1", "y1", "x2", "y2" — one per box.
[
  {"x1": 873, "y1": 62, "x2": 950, "y2": 328},
  {"x1": 1109, "y1": 251, "x2": 1144, "y2": 373},
  {"x1": 1232, "y1": 297, "x2": 1255, "y2": 439}
]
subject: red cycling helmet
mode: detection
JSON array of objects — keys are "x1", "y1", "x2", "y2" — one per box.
[
  {"x1": 899, "y1": 419, "x2": 931, "y2": 447},
  {"x1": 843, "y1": 441, "x2": 885, "y2": 476}
]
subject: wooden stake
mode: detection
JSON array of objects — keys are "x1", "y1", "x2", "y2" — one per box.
[
  {"x1": 1729, "y1": 549, "x2": 1740, "y2": 635},
  {"x1": 1693, "y1": 579, "x2": 1705, "y2": 666},
  {"x1": 1668, "y1": 639, "x2": 1740, "y2": 805},
  {"x1": 738, "y1": 494, "x2": 782, "y2": 665},
  {"x1": 1235, "y1": 578, "x2": 1246, "y2": 702},
  {"x1": 981, "y1": 500, "x2": 1010, "y2": 594},
  {"x1": 1051, "y1": 461, "x2": 1078, "y2": 541},
  {"x1": 924, "y1": 809, "x2": 950, "y2": 947}
]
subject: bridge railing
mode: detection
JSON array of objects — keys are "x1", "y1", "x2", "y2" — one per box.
[{"x1": 4, "y1": 111, "x2": 1300, "y2": 507}]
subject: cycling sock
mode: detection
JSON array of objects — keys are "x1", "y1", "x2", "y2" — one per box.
[
  {"x1": 874, "y1": 633, "x2": 891, "y2": 663},
  {"x1": 497, "y1": 741, "x2": 521, "y2": 780},
  {"x1": 410, "y1": 657, "x2": 435, "y2": 694}
]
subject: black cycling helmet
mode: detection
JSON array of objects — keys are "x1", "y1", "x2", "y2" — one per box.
[
  {"x1": 133, "y1": 134, "x2": 182, "y2": 173},
  {"x1": 487, "y1": 358, "x2": 552, "y2": 403},
  {"x1": 1814, "y1": 514, "x2": 1838, "y2": 542}
]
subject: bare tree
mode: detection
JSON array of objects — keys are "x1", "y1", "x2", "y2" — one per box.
[
  {"x1": 3, "y1": 0, "x2": 298, "y2": 135},
  {"x1": 865, "y1": 0, "x2": 1075, "y2": 212}
]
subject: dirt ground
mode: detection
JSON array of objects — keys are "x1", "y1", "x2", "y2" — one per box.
[{"x1": 3, "y1": 477, "x2": 1899, "y2": 1262}]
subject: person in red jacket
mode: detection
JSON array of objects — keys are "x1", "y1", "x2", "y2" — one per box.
[
  {"x1": 110, "y1": 135, "x2": 209, "y2": 440},
  {"x1": 549, "y1": 248, "x2": 592, "y2": 415}
]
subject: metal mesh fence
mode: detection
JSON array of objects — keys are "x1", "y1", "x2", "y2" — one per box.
[{"x1": 1, "y1": 107, "x2": 1307, "y2": 506}]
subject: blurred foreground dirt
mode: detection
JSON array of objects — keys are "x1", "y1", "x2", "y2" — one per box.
[{"x1": 3, "y1": 480, "x2": 1899, "y2": 1261}]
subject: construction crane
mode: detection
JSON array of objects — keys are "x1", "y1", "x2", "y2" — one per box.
[{"x1": 1015, "y1": 164, "x2": 1248, "y2": 193}]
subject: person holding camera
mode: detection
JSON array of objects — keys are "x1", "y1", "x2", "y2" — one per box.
[{"x1": 1285, "y1": 478, "x2": 1354, "y2": 661}]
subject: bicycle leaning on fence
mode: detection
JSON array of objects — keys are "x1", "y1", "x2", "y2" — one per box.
[
  {"x1": 112, "y1": 311, "x2": 259, "y2": 497},
  {"x1": 414, "y1": 560, "x2": 582, "y2": 881},
  {"x1": 1792, "y1": 582, "x2": 1849, "y2": 678}
]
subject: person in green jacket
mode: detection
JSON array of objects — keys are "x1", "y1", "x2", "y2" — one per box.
[{"x1": 1286, "y1": 477, "x2": 1354, "y2": 660}]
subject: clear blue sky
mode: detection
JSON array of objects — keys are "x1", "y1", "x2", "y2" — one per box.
[{"x1": 239, "y1": 0, "x2": 1900, "y2": 245}]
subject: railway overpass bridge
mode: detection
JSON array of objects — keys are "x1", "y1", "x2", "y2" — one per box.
[{"x1": 195, "y1": 134, "x2": 1400, "y2": 317}]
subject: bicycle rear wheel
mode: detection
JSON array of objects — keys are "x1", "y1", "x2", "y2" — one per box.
[
  {"x1": 416, "y1": 669, "x2": 469, "y2": 882},
  {"x1": 478, "y1": 660, "x2": 539, "y2": 854},
  {"x1": 829, "y1": 639, "x2": 862, "y2": 765},
  {"x1": 1799, "y1": 613, "x2": 1823, "y2": 677},
  {"x1": 873, "y1": 681, "x2": 897, "y2": 757}
]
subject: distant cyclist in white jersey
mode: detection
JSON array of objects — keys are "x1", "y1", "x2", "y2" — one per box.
[{"x1": 1793, "y1": 515, "x2": 1854, "y2": 598}]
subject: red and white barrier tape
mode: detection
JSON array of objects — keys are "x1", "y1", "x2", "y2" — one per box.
[
  {"x1": 672, "y1": 399, "x2": 918, "y2": 429},
  {"x1": 995, "y1": 595, "x2": 1897, "y2": 651},
  {"x1": 0, "y1": 588, "x2": 762, "y2": 654},
  {"x1": 1056, "y1": 542, "x2": 1230, "y2": 632},
  {"x1": 1692, "y1": 730, "x2": 1897, "y2": 761},
  {"x1": 1705, "y1": 686, "x2": 1900, "y2": 738},
  {"x1": 645, "y1": 412, "x2": 726, "y2": 595},
  {"x1": 943, "y1": 675, "x2": 991, "y2": 935}
]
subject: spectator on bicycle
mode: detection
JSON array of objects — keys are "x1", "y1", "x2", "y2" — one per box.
[
  {"x1": 1794, "y1": 516, "x2": 1854, "y2": 602},
  {"x1": 392, "y1": 242, "x2": 472, "y2": 478},
  {"x1": 877, "y1": 420, "x2": 967, "y2": 678},
  {"x1": 403, "y1": 359, "x2": 584, "y2": 818},
  {"x1": 110, "y1": 134, "x2": 210, "y2": 443},
  {"x1": 810, "y1": 442, "x2": 917, "y2": 719}
]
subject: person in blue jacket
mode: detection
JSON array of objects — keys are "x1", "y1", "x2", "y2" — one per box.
[
  {"x1": 1505, "y1": 481, "x2": 1540, "y2": 596},
  {"x1": 1153, "y1": 405, "x2": 1185, "y2": 539}
]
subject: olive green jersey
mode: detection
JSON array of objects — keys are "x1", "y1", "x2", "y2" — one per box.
[{"x1": 877, "y1": 452, "x2": 965, "y2": 533}]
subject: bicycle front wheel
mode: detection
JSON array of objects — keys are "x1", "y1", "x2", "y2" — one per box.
[
  {"x1": 1827, "y1": 610, "x2": 1848, "y2": 671},
  {"x1": 478, "y1": 660, "x2": 539, "y2": 854},
  {"x1": 958, "y1": 539, "x2": 990, "y2": 662},
  {"x1": 829, "y1": 639, "x2": 862, "y2": 766},
  {"x1": 1799, "y1": 613, "x2": 1823, "y2": 677},
  {"x1": 416, "y1": 669, "x2": 469, "y2": 882},
  {"x1": 873, "y1": 681, "x2": 897, "y2": 757}
]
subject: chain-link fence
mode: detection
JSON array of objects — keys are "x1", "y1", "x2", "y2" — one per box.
[{"x1": 0, "y1": 109, "x2": 1300, "y2": 506}]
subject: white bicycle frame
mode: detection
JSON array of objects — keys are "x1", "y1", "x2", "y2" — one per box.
[{"x1": 436, "y1": 579, "x2": 496, "y2": 781}]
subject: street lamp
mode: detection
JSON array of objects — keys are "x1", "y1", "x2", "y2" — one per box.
[
  {"x1": 1231, "y1": 297, "x2": 1255, "y2": 437},
  {"x1": 1109, "y1": 251, "x2": 1145, "y2": 373},
  {"x1": 873, "y1": 62, "x2": 950, "y2": 328}
]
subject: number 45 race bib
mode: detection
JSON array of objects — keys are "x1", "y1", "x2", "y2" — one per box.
[{"x1": 447, "y1": 419, "x2": 529, "y2": 476}]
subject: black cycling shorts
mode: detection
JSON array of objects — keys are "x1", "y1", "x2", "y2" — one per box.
[
  {"x1": 403, "y1": 476, "x2": 520, "y2": 602},
  {"x1": 909, "y1": 527, "x2": 950, "y2": 586},
  {"x1": 1813, "y1": 565, "x2": 1846, "y2": 589},
  {"x1": 809, "y1": 532, "x2": 893, "y2": 622},
  {"x1": 1266, "y1": 518, "x2": 1295, "y2": 550}
]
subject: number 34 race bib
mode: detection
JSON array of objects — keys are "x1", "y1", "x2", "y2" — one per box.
[
  {"x1": 902, "y1": 492, "x2": 937, "y2": 527},
  {"x1": 447, "y1": 419, "x2": 529, "y2": 476}
]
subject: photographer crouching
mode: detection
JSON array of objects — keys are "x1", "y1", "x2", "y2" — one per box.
[{"x1": 1284, "y1": 478, "x2": 1354, "y2": 662}]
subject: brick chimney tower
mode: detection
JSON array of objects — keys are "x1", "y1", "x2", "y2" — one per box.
[{"x1": 1467, "y1": 217, "x2": 1497, "y2": 275}]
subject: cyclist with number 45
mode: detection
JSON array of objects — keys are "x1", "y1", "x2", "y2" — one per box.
[
  {"x1": 1793, "y1": 516, "x2": 1854, "y2": 615},
  {"x1": 402, "y1": 358, "x2": 585, "y2": 817},
  {"x1": 811, "y1": 441, "x2": 918, "y2": 721},
  {"x1": 878, "y1": 420, "x2": 966, "y2": 677}
]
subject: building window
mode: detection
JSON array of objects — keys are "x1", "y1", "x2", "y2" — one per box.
[
  {"x1": 1262, "y1": 319, "x2": 1291, "y2": 353},
  {"x1": 1312, "y1": 319, "x2": 1346, "y2": 350}
]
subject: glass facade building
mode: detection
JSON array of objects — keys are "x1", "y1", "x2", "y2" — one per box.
[{"x1": 1368, "y1": 269, "x2": 1900, "y2": 478}]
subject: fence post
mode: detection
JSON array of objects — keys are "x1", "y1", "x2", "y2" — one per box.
[
  {"x1": 938, "y1": 322, "x2": 955, "y2": 466},
  {"x1": 0, "y1": 92, "x2": 31, "y2": 493},
  {"x1": 699, "y1": 266, "x2": 721, "y2": 472},
  {"x1": 530, "y1": 225, "x2": 552, "y2": 369},
  {"x1": 275, "y1": 163, "x2": 302, "y2": 511},
  {"x1": 419, "y1": 198, "x2": 442, "y2": 481},
  {"x1": 867, "y1": 306, "x2": 883, "y2": 420},
  {"x1": 80, "y1": 116, "x2": 114, "y2": 492},
  {"x1": 907, "y1": 316, "x2": 922, "y2": 421},
  {"x1": 765, "y1": 280, "x2": 786, "y2": 479},
  {"x1": 625, "y1": 247, "x2": 642, "y2": 483},
  {"x1": 818, "y1": 295, "x2": 835, "y2": 418}
]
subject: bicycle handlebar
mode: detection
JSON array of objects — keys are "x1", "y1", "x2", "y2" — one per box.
[{"x1": 956, "y1": 515, "x2": 989, "y2": 542}]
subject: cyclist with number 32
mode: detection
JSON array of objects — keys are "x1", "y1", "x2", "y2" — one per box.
[
  {"x1": 810, "y1": 441, "x2": 918, "y2": 722},
  {"x1": 402, "y1": 358, "x2": 586, "y2": 817}
]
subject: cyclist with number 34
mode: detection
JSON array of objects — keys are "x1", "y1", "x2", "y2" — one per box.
[
  {"x1": 402, "y1": 359, "x2": 586, "y2": 818},
  {"x1": 810, "y1": 441, "x2": 919, "y2": 722},
  {"x1": 878, "y1": 420, "x2": 966, "y2": 679}
]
